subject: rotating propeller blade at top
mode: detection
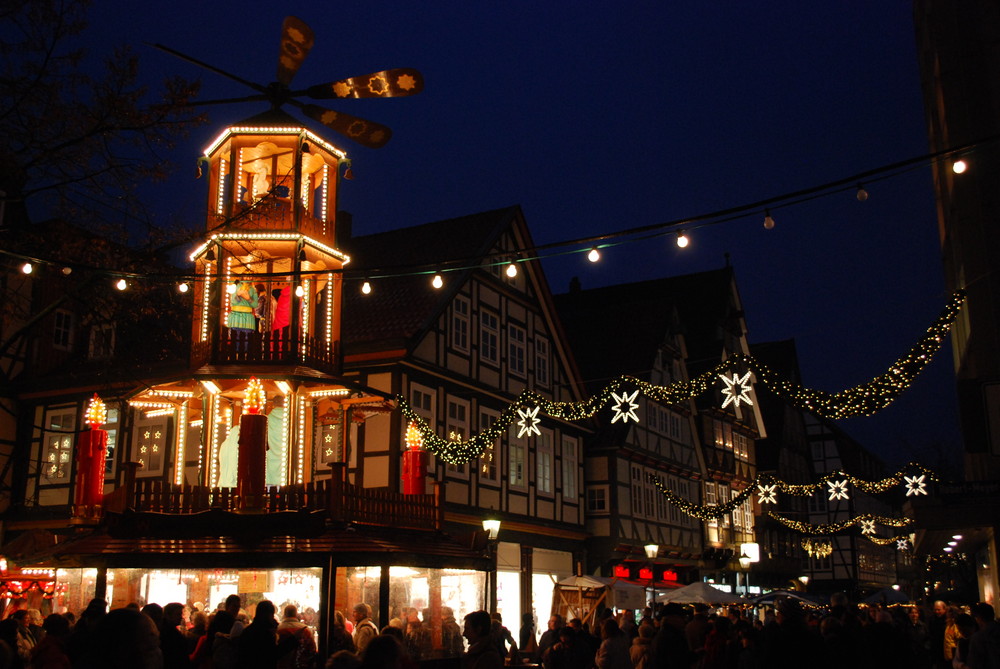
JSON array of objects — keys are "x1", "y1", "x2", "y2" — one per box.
[{"x1": 150, "y1": 15, "x2": 423, "y2": 148}]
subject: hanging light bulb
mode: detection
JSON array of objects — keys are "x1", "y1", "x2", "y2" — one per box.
[
  {"x1": 115, "y1": 278, "x2": 127, "y2": 291},
  {"x1": 20, "y1": 262, "x2": 32, "y2": 275},
  {"x1": 763, "y1": 210, "x2": 775, "y2": 230},
  {"x1": 295, "y1": 285, "x2": 305, "y2": 297},
  {"x1": 587, "y1": 247, "x2": 600, "y2": 263},
  {"x1": 952, "y1": 158, "x2": 968, "y2": 174},
  {"x1": 505, "y1": 261, "x2": 518, "y2": 278},
  {"x1": 61, "y1": 267, "x2": 72, "y2": 276},
  {"x1": 432, "y1": 274, "x2": 444, "y2": 289},
  {"x1": 227, "y1": 283, "x2": 238, "y2": 294},
  {"x1": 676, "y1": 231, "x2": 689, "y2": 248},
  {"x1": 178, "y1": 282, "x2": 190, "y2": 293},
  {"x1": 361, "y1": 281, "x2": 372, "y2": 295},
  {"x1": 856, "y1": 184, "x2": 869, "y2": 201}
]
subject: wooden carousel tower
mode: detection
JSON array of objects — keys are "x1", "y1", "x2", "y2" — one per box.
[{"x1": 123, "y1": 114, "x2": 378, "y2": 497}]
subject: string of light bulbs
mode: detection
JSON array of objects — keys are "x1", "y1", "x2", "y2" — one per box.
[
  {"x1": 397, "y1": 292, "x2": 964, "y2": 463},
  {"x1": 3, "y1": 133, "x2": 995, "y2": 291}
]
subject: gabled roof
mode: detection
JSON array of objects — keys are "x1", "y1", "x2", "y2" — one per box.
[
  {"x1": 340, "y1": 206, "x2": 520, "y2": 353},
  {"x1": 554, "y1": 267, "x2": 738, "y2": 393}
]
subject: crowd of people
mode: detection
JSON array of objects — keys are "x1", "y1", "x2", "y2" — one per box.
[
  {"x1": 525, "y1": 596, "x2": 1000, "y2": 669},
  {"x1": 0, "y1": 594, "x2": 997, "y2": 669}
]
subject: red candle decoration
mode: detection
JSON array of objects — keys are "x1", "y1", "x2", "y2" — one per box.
[
  {"x1": 402, "y1": 421, "x2": 428, "y2": 495},
  {"x1": 237, "y1": 379, "x2": 268, "y2": 511},
  {"x1": 73, "y1": 394, "x2": 109, "y2": 519}
]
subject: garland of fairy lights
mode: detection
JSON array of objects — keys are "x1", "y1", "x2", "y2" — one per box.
[
  {"x1": 649, "y1": 462, "x2": 938, "y2": 520},
  {"x1": 397, "y1": 291, "x2": 965, "y2": 465}
]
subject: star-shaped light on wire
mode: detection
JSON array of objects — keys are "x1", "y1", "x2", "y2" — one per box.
[
  {"x1": 719, "y1": 371, "x2": 754, "y2": 409},
  {"x1": 611, "y1": 390, "x2": 640, "y2": 423},
  {"x1": 827, "y1": 479, "x2": 850, "y2": 501},
  {"x1": 757, "y1": 484, "x2": 777, "y2": 505},
  {"x1": 904, "y1": 474, "x2": 928, "y2": 497},
  {"x1": 516, "y1": 406, "x2": 541, "y2": 438},
  {"x1": 859, "y1": 519, "x2": 876, "y2": 536},
  {"x1": 896, "y1": 538, "x2": 910, "y2": 551}
]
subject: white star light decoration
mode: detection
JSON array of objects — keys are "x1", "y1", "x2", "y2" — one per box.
[
  {"x1": 860, "y1": 519, "x2": 876, "y2": 536},
  {"x1": 896, "y1": 538, "x2": 910, "y2": 551},
  {"x1": 719, "y1": 371, "x2": 754, "y2": 409},
  {"x1": 611, "y1": 390, "x2": 640, "y2": 423},
  {"x1": 904, "y1": 474, "x2": 928, "y2": 496},
  {"x1": 827, "y1": 479, "x2": 850, "y2": 501},
  {"x1": 516, "y1": 406, "x2": 541, "y2": 438},
  {"x1": 757, "y1": 484, "x2": 777, "y2": 505}
]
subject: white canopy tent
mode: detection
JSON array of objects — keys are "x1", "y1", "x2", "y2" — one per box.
[{"x1": 656, "y1": 581, "x2": 748, "y2": 604}]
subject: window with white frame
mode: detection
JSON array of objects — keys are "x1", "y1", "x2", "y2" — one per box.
[
  {"x1": 104, "y1": 408, "x2": 119, "y2": 476},
  {"x1": 535, "y1": 337, "x2": 550, "y2": 387},
  {"x1": 669, "y1": 412, "x2": 682, "y2": 440},
  {"x1": 508, "y1": 324, "x2": 526, "y2": 376},
  {"x1": 446, "y1": 398, "x2": 469, "y2": 476},
  {"x1": 587, "y1": 487, "x2": 607, "y2": 512},
  {"x1": 133, "y1": 416, "x2": 167, "y2": 476},
  {"x1": 705, "y1": 481, "x2": 717, "y2": 506},
  {"x1": 508, "y1": 433, "x2": 525, "y2": 487},
  {"x1": 88, "y1": 323, "x2": 115, "y2": 359},
  {"x1": 480, "y1": 311, "x2": 499, "y2": 365},
  {"x1": 536, "y1": 431, "x2": 552, "y2": 494},
  {"x1": 561, "y1": 437, "x2": 577, "y2": 499},
  {"x1": 452, "y1": 297, "x2": 469, "y2": 352},
  {"x1": 667, "y1": 476, "x2": 679, "y2": 523},
  {"x1": 53, "y1": 310, "x2": 74, "y2": 351},
  {"x1": 631, "y1": 466, "x2": 642, "y2": 515},
  {"x1": 734, "y1": 432, "x2": 749, "y2": 461},
  {"x1": 644, "y1": 477, "x2": 654, "y2": 517},
  {"x1": 719, "y1": 487, "x2": 730, "y2": 527},
  {"x1": 410, "y1": 385, "x2": 435, "y2": 423},
  {"x1": 43, "y1": 406, "x2": 76, "y2": 481},
  {"x1": 479, "y1": 409, "x2": 500, "y2": 482}
]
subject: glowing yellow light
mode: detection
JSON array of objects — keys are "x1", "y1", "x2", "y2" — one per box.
[
  {"x1": 362, "y1": 280, "x2": 372, "y2": 295},
  {"x1": 587, "y1": 248, "x2": 600, "y2": 262},
  {"x1": 676, "y1": 232, "x2": 689, "y2": 248},
  {"x1": 178, "y1": 282, "x2": 189, "y2": 293},
  {"x1": 115, "y1": 278, "x2": 128, "y2": 291},
  {"x1": 432, "y1": 274, "x2": 443, "y2": 289},
  {"x1": 952, "y1": 159, "x2": 967, "y2": 174},
  {"x1": 506, "y1": 262, "x2": 518, "y2": 278},
  {"x1": 243, "y1": 377, "x2": 267, "y2": 415},
  {"x1": 20, "y1": 263, "x2": 32, "y2": 275},
  {"x1": 85, "y1": 394, "x2": 107, "y2": 428}
]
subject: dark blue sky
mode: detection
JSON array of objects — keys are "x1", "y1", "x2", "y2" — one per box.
[{"x1": 83, "y1": 2, "x2": 958, "y2": 468}]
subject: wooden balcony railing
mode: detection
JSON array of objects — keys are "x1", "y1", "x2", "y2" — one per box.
[
  {"x1": 210, "y1": 205, "x2": 335, "y2": 246},
  {"x1": 190, "y1": 329, "x2": 340, "y2": 375},
  {"x1": 102, "y1": 464, "x2": 442, "y2": 532}
]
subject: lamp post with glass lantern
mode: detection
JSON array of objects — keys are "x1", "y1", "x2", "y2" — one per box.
[
  {"x1": 644, "y1": 543, "x2": 659, "y2": 607},
  {"x1": 482, "y1": 517, "x2": 502, "y2": 615}
]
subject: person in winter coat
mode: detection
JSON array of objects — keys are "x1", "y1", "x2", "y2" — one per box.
[
  {"x1": 629, "y1": 623, "x2": 656, "y2": 669},
  {"x1": 595, "y1": 617, "x2": 632, "y2": 668}
]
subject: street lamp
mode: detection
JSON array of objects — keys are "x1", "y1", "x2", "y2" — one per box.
[
  {"x1": 482, "y1": 517, "x2": 502, "y2": 615},
  {"x1": 643, "y1": 543, "x2": 659, "y2": 606}
]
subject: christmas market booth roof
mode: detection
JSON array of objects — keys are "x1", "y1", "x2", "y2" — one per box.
[
  {"x1": 655, "y1": 580, "x2": 748, "y2": 604},
  {"x1": 10, "y1": 510, "x2": 490, "y2": 571}
]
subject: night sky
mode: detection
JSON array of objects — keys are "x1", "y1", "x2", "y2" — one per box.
[{"x1": 78, "y1": 2, "x2": 958, "y2": 469}]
